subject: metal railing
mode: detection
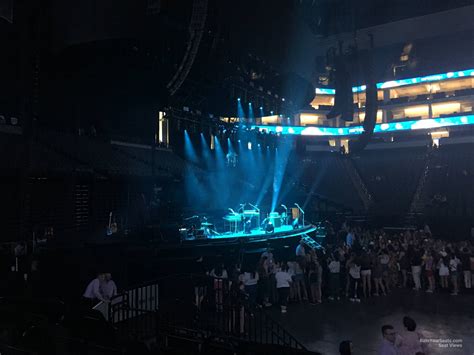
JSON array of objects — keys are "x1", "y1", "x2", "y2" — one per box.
[
  {"x1": 104, "y1": 274, "x2": 308, "y2": 351},
  {"x1": 109, "y1": 304, "x2": 159, "y2": 342},
  {"x1": 158, "y1": 274, "x2": 307, "y2": 351},
  {"x1": 161, "y1": 302, "x2": 307, "y2": 351},
  {"x1": 104, "y1": 279, "x2": 160, "y2": 341}
]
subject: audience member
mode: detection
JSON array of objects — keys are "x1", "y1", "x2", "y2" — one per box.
[
  {"x1": 83, "y1": 273, "x2": 107, "y2": 306},
  {"x1": 360, "y1": 250, "x2": 372, "y2": 298},
  {"x1": 378, "y1": 324, "x2": 398, "y2": 355},
  {"x1": 275, "y1": 263, "x2": 292, "y2": 313},
  {"x1": 308, "y1": 261, "x2": 322, "y2": 304},
  {"x1": 103, "y1": 273, "x2": 117, "y2": 300},
  {"x1": 339, "y1": 340, "x2": 353, "y2": 355},
  {"x1": 257, "y1": 256, "x2": 272, "y2": 307},
  {"x1": 348, "y1": 258, "x2": 361, "y2": 302},
  {"x1": 210, "y1": 264, "x2": 228, "y2": 311},
  {"x1": 327, "y1": 252, "x2": 341, "y2": 300},
  {"x1": 397, "y1": 316, "x2": 425, "y2": 355},
  {"x1": 460, "y1": 248, "x2": 471, "y2": 289},
  {"x1": 449, "y1": 253, "x2": 461, "y2": 295},
  {"x1": 239, "y1": 266, "x2": 259, "y2": 305}
]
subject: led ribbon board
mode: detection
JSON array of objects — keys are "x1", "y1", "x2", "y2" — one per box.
[
  {"x1": 315, "y1": 69, "x2": 474, "y2": 95},
  {"x1": 252, "y1": 115, "x2": 474, "y2": 137}
]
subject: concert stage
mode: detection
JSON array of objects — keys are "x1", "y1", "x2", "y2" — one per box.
[
  {"x1": 178, "y1": 204, "x2": 326, "y2": 251},
  {"x1": 181, "y1": 224, "x2": 322, "y2": 247}
]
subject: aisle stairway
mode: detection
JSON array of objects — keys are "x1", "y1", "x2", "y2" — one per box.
[{"x1": 342, "y1": 158, "x2": 373, "y2": 211}]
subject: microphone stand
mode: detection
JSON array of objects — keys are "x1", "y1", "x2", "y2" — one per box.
[{"x1": 281, "y1": 204, "x2": 288, "y2": 225}]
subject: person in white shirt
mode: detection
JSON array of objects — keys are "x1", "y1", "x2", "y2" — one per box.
[
  {"x1": 348, "y1": 261, "x2": 361, "y2": 302},
  {"x1": 239, "y1": 268, "x2": 259, "y2": 304},
  {"x1": 275, "y1": 264, "x2": 292, "y2": 313},
  {"x1": 328, "y1": 252, "x2": 341, "y2": 300},
  {"x1": 83, "y1": 273, "x2": 107, "y2": 305},
  {"x1": 449, "y1": 254, "x2": 461, "y2": 295},
  {"x1": 103, "y1": 273, "x2": 117, "y2": 300},
  {"x1": 438, "y1": 257, "x2": 449, "y2": 289},
  {"x1": 210, "y1": 266, "x2": 228, "y2": 279},
  {"x1": 261, "y1": 247, "x2": 274, "y2": 265},
  {"x1": 397, "y1": 316, "x2": 427, "y2": 355}
]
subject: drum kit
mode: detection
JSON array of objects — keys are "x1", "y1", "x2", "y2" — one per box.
[{"x1": 180, "y1": 215, "x2": 218, "y2": 240}]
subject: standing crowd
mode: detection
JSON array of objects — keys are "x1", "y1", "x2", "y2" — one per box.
[{"x1": 199, "y1": 226, "x2": 473, "y2": 315}]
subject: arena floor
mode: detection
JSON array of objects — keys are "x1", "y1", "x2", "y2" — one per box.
[{"x1": 269, "y1": 288, "x2": 474, "y2": 354}]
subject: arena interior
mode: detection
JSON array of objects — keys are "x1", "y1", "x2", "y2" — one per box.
[{"x1": 0, "y1": 1, "x2": 474, "y2": 354}]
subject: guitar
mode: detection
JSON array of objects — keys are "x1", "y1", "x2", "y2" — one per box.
[
  {"x1": 111, "y1": 219, "x2": 118, "y2": 234},
  {"x1": 106, "y1": 212, "x2": 113, "y2": 236}
]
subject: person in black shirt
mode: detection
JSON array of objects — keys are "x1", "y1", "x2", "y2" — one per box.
[
  {"x1": 360, "y1": 251, "x2": 372, "y2": 298},
  {"x1": 399, "y1": 251, "x2": 410, "y2": 288},
  {"x1": 193, "y1": 256, "x2": 208, "y2": 311},
  {"x1": 410, "y1": 248, "x2": 423, "y2": 291},
  {"x1": 461, "y1": 248, "x2": 471, "y2": 289}
]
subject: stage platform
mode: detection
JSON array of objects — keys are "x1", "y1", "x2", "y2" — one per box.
[{"x1": 182, "y1": 224, "x2": 319, "y2": 246}]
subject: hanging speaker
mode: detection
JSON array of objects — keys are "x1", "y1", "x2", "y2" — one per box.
[
  {"x1": 349, "y1": 37, "x2": 378, "y2": 154},
  {"x1": 326, "y1": 57, "x2": 354, "y2": 121}
]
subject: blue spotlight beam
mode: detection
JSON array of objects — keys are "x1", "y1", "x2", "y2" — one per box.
[
  {"x1": 248, "y1": 102, "x2": 254, "y2": 123},
  {"x1": 214, "y1": 136, "x2": 226, "y2": 168},
  {"x1": 212, "y1": 136, "x2": 230, "y2": 208},
  {"x1": 184, "y1": 130, "x2": 199, "y2": 164},
  {"x1": 302, "y1": 158, "x2": 329, "y2": 209},
  {"x1": 271, "y1": 138, "x2": 293, "y2": 212},
  {"x1": 237, "y1": 99, "x2": 245, "y2": 121},
  {"x1": 200, "y1": 133, "x2": 213, "y2": 169},
  {"x1": 278, "y1": 159, "x2": 304, "y2": 205}
]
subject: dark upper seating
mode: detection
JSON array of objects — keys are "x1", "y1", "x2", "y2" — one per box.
[
  {"x1": 421, "y1": 143, "x2": 474, "y2": 217},
  {"x1": 39, "y1": 132, "x2": 153, "y2": 177},
  {"x1": 352, "y1": 147, "x2": 427, "y2": 215},
  {"x1": 112, "y1": 144, "x2": 187, "y2": 176},
  {"x1": 0, "y1": 133, "x2": 23, "y2": 174},
  {"x1": 295, "y1": 154, "x2": 365, "y2": 212}
]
